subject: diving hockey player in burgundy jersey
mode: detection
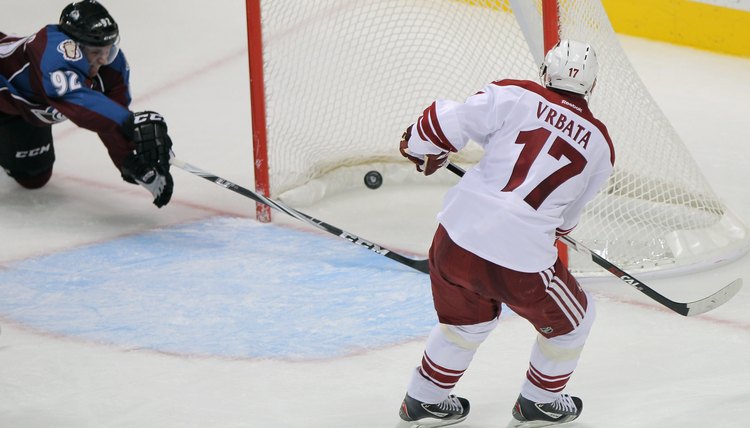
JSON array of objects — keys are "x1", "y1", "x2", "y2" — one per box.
[
  {"x1": 397, "y1": 40, "x2": 614, "y2": 428},
  {"x1": 0, "y1": 0, "x2": 173, "y2": 207}
]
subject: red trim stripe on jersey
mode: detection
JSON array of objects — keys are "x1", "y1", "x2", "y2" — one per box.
[
  {"x1": 418, "y1": 352, "x2": 465, "y2": 389},
  {"x1": 417, "y1": 102, "x2": 456, "y2": 152},
  {"x1": 526, "y1": 363, "x2": 572, "y2": 393},
  {"x1": 426, "y1": 103, "x2": 455, "y2": 152}
]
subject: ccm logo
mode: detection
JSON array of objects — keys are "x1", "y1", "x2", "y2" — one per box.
[
  {"x1": 133, "y1": 112, "x2": 163, "y2": 124},
  {"x1": 15, "y1": 144, "x2": 51, "y2": 158}
]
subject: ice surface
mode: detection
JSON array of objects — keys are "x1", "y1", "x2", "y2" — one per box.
[{"x1": 1, "y1": 2, "x2": 748, "y2": 427}]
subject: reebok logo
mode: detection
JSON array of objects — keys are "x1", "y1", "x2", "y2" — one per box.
[{"x1": 561, "y1": 99, "x2": 583, "y2": 112}]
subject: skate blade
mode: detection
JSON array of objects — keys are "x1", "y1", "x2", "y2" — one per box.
[
  {"x1": 396, "y1": 415, "x2": 468, "y2": 428},
  {"x1": 507, "y1": 417, "x2": 576, "y2": 427}
]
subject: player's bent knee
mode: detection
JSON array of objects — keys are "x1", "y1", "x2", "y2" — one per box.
[
  {"x1": 577, "y1": 292, "x2": 596, "y2": 333},
  {"x1": 536, "y1": 293, "x2": 596, "y2": 361},
  {"x1": 440, "y1": 318, "x2": 499, "y2": 350},
  {"x1": 13, "y1": 167, "x2": 53, "y2": 189}
]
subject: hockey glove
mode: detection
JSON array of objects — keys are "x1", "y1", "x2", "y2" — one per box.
[
  {"x1": 121, "y1": 154, "x2": 173, "y2": 208},
  {"x1": 123, "y1": 111, "x2": 173, "y2": 172},
  {"x1": 399, "y1": 124, "x2": 448, "y2": 176},
  {"x1": 121, "y1": 111, "x2": 175, "y2": 207}
]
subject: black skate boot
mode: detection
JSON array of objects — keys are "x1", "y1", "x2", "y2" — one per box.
[
  {"x1": 397, "y1": 393, "x2": 470, "y2": 428},
  {"x1": 507, "y1": 393, "x2": 582, "y2": 427}
]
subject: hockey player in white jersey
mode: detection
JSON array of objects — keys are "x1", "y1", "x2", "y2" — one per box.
[{"x1": 396, "y1": 40, "x2": 614, "y2": 428}]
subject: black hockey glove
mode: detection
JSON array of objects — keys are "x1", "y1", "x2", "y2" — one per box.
[
  {"x1": 123, "y1": 111, "x2": 173, "y2": 172},
  {"x1": 121, "y1": 111, "x2": 174, "y2": 208}
]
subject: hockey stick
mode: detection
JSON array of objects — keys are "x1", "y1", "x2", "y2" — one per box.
[
  {"x1": 445, "y1": 162, "x2": 742, "y2": 316},
  {"x1": 171, "y1": 158, "x2": 430, "y2": 274}
]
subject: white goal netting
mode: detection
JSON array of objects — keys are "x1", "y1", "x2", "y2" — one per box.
[{"x1": 253, "y1": 0, "x2": 749, "y2": 276}]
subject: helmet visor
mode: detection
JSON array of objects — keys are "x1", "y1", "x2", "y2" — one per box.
[{"x1": 81, "y1": 37, "x2": 120, "y2": 66}]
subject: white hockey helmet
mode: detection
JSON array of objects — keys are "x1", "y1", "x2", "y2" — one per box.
[{"x1": 540, "y1": 40, "x2": 598, "y2": 97}]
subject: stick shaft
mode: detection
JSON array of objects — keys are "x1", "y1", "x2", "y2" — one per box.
[{"x1": 171, "y1": 158, "x2": 429, "y2": 274}]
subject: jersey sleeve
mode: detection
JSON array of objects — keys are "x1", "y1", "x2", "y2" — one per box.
[
  {"x1": 97, "y1": 129, "x2": 134, "y2": 170},
  {"x1": 558, "y1": 165, "x2": 612, "y2": 233},
  {"x1": 47, "y1": 85, "x2": 135, "y2": 169},
  {"x1": 407, "y1": 83, "x2": 521, "y2": 156},
  {"x1": 91, "y1": 54, "x2": 134, "y2": 169}
]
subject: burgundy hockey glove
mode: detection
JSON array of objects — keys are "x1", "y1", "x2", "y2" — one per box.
[
  {"x1": 399, "y1": 124, "x2": 448, "y2": 176},
  {"x1": 421, "y1": 151, "x2": 449, "y2": 176}
]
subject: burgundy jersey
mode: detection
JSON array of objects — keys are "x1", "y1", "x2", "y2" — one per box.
[
  {"x1": 0, "y1": 25, "x2": 134, "y2": 168},
  {"x1": 406, "y1": 79, "x2": 614, "y2": 272}
]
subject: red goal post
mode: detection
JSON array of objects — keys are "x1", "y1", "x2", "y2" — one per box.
[
  {"x1": 244, "y1": 0, "x2": 749, "y2": 277},
  {"x1": 246, "y1": 0, "x2": 271, "y2": 222}
]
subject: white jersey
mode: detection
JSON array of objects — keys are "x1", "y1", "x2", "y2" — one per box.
[{"x1": 407, "y1": 79, "x2": 614, "y2": 272}]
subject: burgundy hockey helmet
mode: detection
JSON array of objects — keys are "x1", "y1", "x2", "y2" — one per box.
[{"x1": 59, "y1": 0, "x2": 119, "y2": 47}]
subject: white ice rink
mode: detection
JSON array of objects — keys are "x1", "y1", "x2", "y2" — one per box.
[{"x1": 1, "y1": 1, "x2": 749, "y2": 427}]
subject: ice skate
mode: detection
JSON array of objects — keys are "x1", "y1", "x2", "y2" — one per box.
[
  {"x1": 397, "y1": 393, "x2": 470, "y2": 428},
  {"x1": 507, "y1": 393, "x2": 582, "y2": 427}
]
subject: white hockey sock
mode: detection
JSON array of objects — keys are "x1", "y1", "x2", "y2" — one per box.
[
  {"x1": 521, "y1": 293, "x2": 596, "y2": 403},
  {"x1": 407, "y1": 318, "x2": 497, "y2": 403}
]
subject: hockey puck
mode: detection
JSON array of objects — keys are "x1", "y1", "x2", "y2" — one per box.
[{"x1": 364, "y1": 170, "x2": 383, "y2": 189}]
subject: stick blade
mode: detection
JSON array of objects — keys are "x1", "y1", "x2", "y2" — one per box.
[{"x1": 685, "y1": 278, "x2": 743, "y2": 316}]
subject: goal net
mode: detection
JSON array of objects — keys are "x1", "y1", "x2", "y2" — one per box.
[{"x1": 247, "y1": 0, "x2": 749, "y2": 277}]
